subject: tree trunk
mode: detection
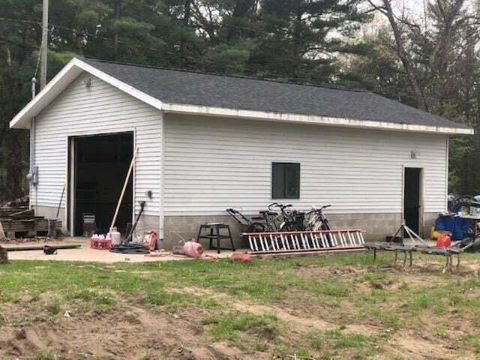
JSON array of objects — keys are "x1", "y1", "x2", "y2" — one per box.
[
  {"x1": 381, "y1": 0, "x2": 429, "y2": 111},
  {"x1": 113, "y1": 0, "x2": 120, "y2": 59},
  {"x1": 226, "y1": 0, "x2": 257, "y2": 41},
  {"x1": 179, "y1": 0, "x2": 192, "y2": 67}
]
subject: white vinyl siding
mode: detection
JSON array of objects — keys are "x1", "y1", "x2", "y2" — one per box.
[
  {"x1": 31, "y1": 73, "x2": 449, "y2": 224},
  {"x1": 164, "y1": 114, "x2": 447, "y2": 216},
  {"x1": 33, "y1": 72, "x2": 162, "y2": 218}
]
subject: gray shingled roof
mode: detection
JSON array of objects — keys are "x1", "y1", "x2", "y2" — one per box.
[{"x1": 84, "y1": 58, "x2": 466, "y2": 129}]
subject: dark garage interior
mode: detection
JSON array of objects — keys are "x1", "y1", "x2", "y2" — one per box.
[
  {"x1": 71, "y1": 132, "x2": 133, "y2": 236},
  {"x1": 404, "y1": 167, "x2": 422, "y2": 235}
]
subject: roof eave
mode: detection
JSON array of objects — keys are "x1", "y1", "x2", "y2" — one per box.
[
  {"x1": 161, "y1": 103, "x2": 474, "y2": 135},
  {"x1": 10, "y1": 59, "x2": 83, "y2": 129},
  {"x1": 10, "y1": 58, "x2": 163, "y2": 129},
  {"x1": 10, "y1": 58, "x2": 473, "y2": 136}
]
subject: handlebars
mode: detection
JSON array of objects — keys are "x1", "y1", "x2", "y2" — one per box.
[
  {"x1": 268, "y1": 203, "x2": 331, "y2": 213},
  {"x1": 227, "y1": 203, "x2": 332, "y2": 232},
  {"x1": 268, "y1": 202, "x2": 293, "y2": 212},
  {"x1": 226, "y1": 208, "x2": 240, "y2": 214},
  {"x1": 232, "y1": 204, "x2": 331, "y2": 216},
  {"x1": 305, "y1": 204, "x2": 331, "y2": 215}
]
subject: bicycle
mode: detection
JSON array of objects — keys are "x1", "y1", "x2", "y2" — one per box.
[
  {"x1": 305, "y1": 205, "x2": 332, "y2": 247},
  {"x1": 305, "y1": 205, "x2": 332, "y2": 231},
  {"x1": 268, "y1": 202, "x2": 306, "y2": 231},
  {"x1": 258, "y1": 208, "x2": 281, "y2": 232}
]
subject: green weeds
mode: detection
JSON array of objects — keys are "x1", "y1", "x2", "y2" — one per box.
[{"x1": 2, "y1": 252, "x2": 480, "y2": 358}]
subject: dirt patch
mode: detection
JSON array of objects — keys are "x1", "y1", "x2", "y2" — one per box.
[
  {"x1": 294, "y1": 264, "x2": 369, "y2": 277},
  {"x1": 382, "y1": 332, "x2": 475, "y2": 360},
  {"x1": 0, "y1": 304, "x2": 266, "y2": 360},
  {"x1": 174, "y1": 287, "x2": 378, "y2": 337},
  {"x1": 3, "y1": 255, "x2": 480, "y2": 359},
  {"x1": 301, "y1": 262, "x2": 475, "y2": 287},
  {"x1": 169, "y1": 266, "x2": 480, "y2": 360}
]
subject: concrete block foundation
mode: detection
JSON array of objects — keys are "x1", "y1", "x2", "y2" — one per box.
[
  {"x1": 35, "y1": 206, "x2": 66, "y2": 223},
  {"x1": 34, "y1": 206, "x2": 160, "y2": 239},
  {"x1": 35, "y1": 206, "x2": 439, "y2": 249},
  {"x1": 162, "y1": 215, "x2": 244, "y2": 249},
  {"x1": 162, "y1": 212, "x2": 439, "y2": 249}
]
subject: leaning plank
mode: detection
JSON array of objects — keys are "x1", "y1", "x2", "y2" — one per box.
[
  {"x1": 4, "y1": 244, "x2": 82, "y2": 252},
  {"x1": 0, "y1": 207, "x2": 29, "y2": 217},
  {"x1": 10, "y1": 209, "x2": 35, "y2": 219},
  {"x1": 0, "y1": 222, "x2": 6, "y2": 240}
]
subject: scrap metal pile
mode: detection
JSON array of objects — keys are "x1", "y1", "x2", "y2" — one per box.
[
  {"x1": 365, "y1": 223, "x2": 477, "y2": 272},
  {"x1": 365, "y1": 198, "x2": 480, "y2": 272}
]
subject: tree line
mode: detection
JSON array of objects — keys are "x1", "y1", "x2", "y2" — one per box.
[{"x1": 0, "y1": 0, "x2": 479, "y2": 199}]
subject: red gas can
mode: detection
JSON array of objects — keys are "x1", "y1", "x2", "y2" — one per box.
[{"x1": 436, "y1": 234, "x2": 452, "y2": 248}]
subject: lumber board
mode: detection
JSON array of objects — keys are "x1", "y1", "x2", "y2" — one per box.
[
  {"x1": 5, "y1": 244, "x2": 82, "y2": 252},
  {"x1": 10, "y1": 209, "x2": 35, "y2": 219},
  {"x1": 0, "y1": 207, "x2": 29, "y2": 217},
  {"x1": 0, "y1": 219, "x2": 62, "y2": 232}
]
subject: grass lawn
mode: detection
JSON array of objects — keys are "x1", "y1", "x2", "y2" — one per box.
[{"x1": 1, "y1": 252, "x2": 480, "y2": 359}]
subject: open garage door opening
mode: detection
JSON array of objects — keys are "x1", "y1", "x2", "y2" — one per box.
[{"x1": 68, "y1": 132, "x2": 134, "y2": 236}]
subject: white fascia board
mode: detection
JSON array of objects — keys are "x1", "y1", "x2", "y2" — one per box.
[
  {"x1": 10, "y1": 60, "x2": 82, "y2": 129},
  {"x1": 162, "y1": 103, "x2": 474, "y2": 135},
  {"x1": 10, "y1": 58, "x2": 163, "y2": 129},
  {"x1": 72, "y1": 59, "x2": 163, "y2": 112}
]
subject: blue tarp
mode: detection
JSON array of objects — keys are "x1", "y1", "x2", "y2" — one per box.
[{"x1": 435, "y1": 214, "x2": 474, "y2": 240}]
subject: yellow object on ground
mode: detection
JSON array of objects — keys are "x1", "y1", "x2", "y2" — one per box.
[{"x1": 430, "y1": 227, "x2": 451, "y2": 240}]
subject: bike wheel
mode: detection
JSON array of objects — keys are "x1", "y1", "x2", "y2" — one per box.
[
  {"x1": 247, "y1": 222, "x2": 265, "y2": 233},
  {"x1": 321, "y1": 222, "x2": 332, "y2": 246},
  {"x1": 312, "y1": 220, "x2": 323, "y2": 232}
]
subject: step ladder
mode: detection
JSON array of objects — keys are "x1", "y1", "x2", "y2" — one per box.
[{"x1": 244, "y1": 229, "x2": 366, "y2": 255}]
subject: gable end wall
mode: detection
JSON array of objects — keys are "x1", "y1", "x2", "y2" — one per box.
[{"x1": 32, "y1": 72, "x2": 163, "y2": 234}]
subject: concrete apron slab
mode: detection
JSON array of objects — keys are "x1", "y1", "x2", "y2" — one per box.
[{"x1": 4, "y1": 237, "x2": 237, "y2": 263}]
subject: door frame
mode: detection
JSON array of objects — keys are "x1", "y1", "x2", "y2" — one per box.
[
  {"x1": 402, "y1": 166, "x2": 424, "y2": 236},
  {"x1": 66, "y1": 130, "x2": 136, "y2": 236}
]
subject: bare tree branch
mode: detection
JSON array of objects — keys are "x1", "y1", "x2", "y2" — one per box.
[{"x1": 379, "y1": 0, "x2": 429, "y2": 110}]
